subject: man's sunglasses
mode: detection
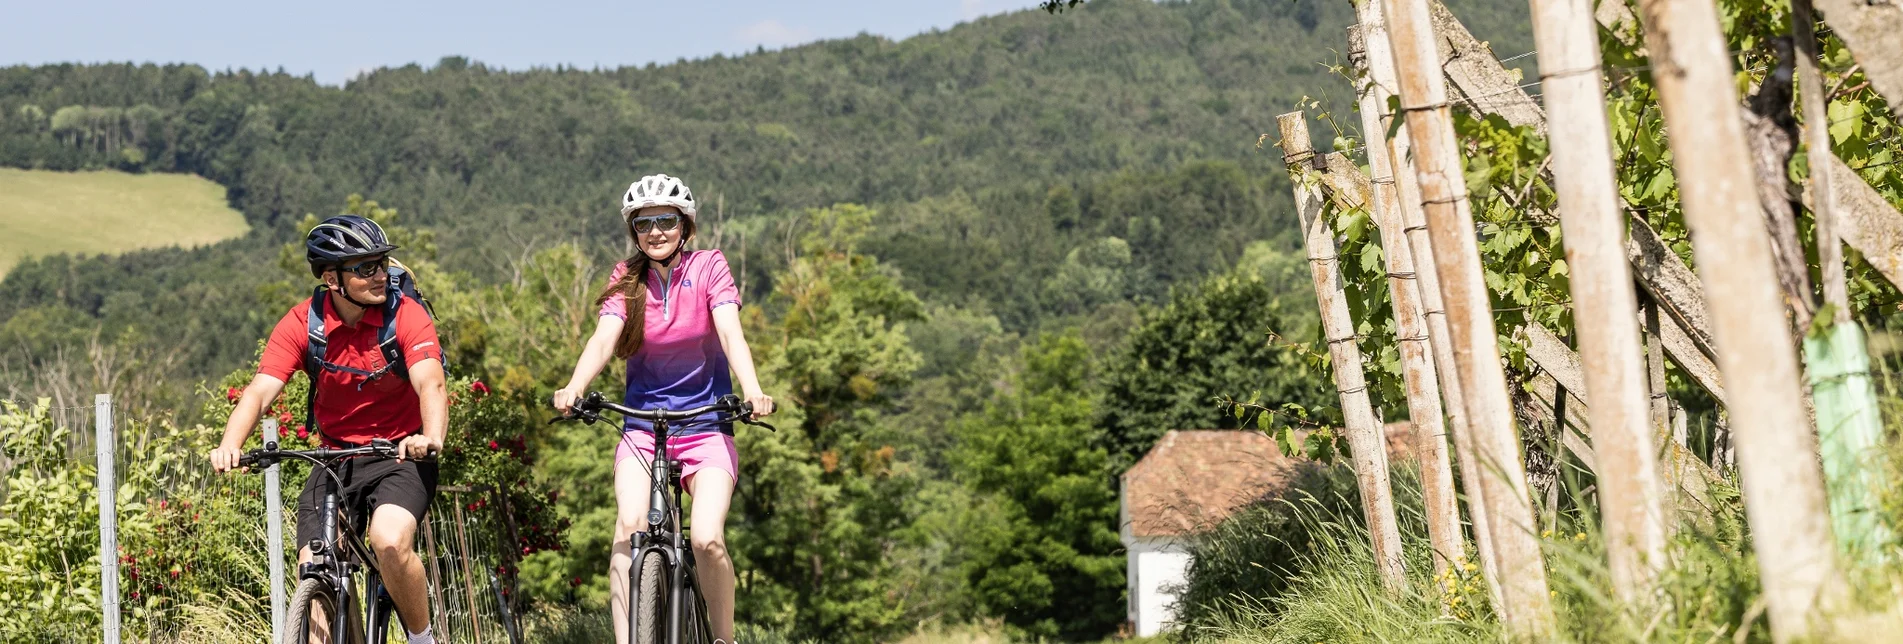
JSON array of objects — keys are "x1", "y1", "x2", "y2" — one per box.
[
  {"x1": 629, "y1": 213, "x2": 683, "y2": 235},
  {"x1": 337, "y1": 257, "x2": 388, "y2": 279}
]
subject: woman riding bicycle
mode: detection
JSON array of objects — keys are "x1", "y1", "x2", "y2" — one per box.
[{"x1": 552, "y1": 174, "x2": 773, "y2": 644}]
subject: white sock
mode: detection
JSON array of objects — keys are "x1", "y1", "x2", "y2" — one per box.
[{"x1": 406, "y1": 626, "x2": 435, "y2": 644}]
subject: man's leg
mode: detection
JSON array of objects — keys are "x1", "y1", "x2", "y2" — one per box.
[{"x1": 365, "y1": 505, "x2": 430, "y2": 635}]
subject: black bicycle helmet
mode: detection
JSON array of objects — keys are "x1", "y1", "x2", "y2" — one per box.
[{"x1": 306, "y1": 215, "x2": 399, "y2": 277}]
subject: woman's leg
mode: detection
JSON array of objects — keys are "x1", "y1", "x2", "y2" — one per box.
[
  {"x1": 610, "y1": 455, "x2": 654, "y2": 644},
  {"x1": 687, "y1": 469, "x2": 737, "y2": 642}
]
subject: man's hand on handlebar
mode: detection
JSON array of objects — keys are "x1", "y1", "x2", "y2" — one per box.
[
  {"x1": 397, "y1": 434, "x2": 442, "y2": 462},
  {"x1": 209, "y1": 443, "x2": 245, "y2": 473}
]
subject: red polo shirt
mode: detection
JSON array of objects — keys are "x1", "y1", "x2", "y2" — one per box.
[{"x1": 259, "y1": 295, "x2": 443, "y2": 446}]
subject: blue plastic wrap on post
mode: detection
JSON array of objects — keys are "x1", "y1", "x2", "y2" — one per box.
[{"x1": 1803, "y1": 321, "x2": 1893, "y2": 563}]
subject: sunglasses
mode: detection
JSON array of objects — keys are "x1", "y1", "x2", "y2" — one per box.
[
  {"x1": 337, "y1": 257, "x2": 388, "y2": 279},
  {"x1": 629, "y1": 214, "x2": 683, "y2": 235}
]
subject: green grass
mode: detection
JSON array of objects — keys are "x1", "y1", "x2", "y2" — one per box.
[{"x1": 0, "y1": 168, "x2": 248, "y2": 277}]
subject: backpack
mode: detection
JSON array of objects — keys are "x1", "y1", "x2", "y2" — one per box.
[{"x1": 301, "y1": 258, "x2": 445, "y2": 440}]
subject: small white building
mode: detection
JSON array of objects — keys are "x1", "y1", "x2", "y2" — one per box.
[
  {"x1": 1119, "y1": 425, "x2": 1419, "y2": 636},
  {"x1": 1118, "y1": 430, "x2": 1294, "y2": 637}
]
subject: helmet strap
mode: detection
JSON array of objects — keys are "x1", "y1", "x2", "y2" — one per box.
[{"x1": 330, "y1": 269, "x2": 379, "y2": 312}]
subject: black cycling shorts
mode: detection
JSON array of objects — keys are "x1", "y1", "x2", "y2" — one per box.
[{"x1": 295, "y1": 456, "x2": 438, "y2": 550}]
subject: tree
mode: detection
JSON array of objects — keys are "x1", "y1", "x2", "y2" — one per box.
[
  {"x1": 730, "y1": 204, "x2": 930, "y2": 642},
  {"x1": 1097, "y1": 256, "x2": 1330, "y2": 467},
  {"x1": 950, "y1": 331, "x2": 1124, "y2": 640}
]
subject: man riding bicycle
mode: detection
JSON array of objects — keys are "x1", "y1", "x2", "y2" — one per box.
[{"x1": 209, "y1": 215, "x2": 448, "y2": 644}]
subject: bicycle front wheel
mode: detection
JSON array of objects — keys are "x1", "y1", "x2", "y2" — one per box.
[
  {"x1": 631, "y1": 551, "x2": 667, "y2": 644},
  {"x1": 285, "y1": 578, "x2": 365, "y2": 644}
]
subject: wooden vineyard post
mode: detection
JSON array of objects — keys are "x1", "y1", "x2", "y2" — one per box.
[
  {"x1": 1795, "y1": 0, "x2": 1894, "y2": 566},
  {"x1": 1382, "y1": 0, "x2": 1557, "y2": 635},
  {"x1": 1634, "y1": 0, "x2": 1847, "y2": 637},
  {"x1": 1278, "y1": 111, "x2": 1408, "y2": 591},
  {"x1": 1345, "y1": 12, "x2": 1464, "y2": 582},
  {"x1": 1527, "y1": 0, "x2": 1670, "y2": 605},
  {"x1": 1353, "y1": 0, "x2": 1505, "y2": 607}
]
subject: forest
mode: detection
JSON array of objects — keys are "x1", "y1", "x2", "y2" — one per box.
[
  {"x1": 15, "y1": 0, "x2": 1902, "y2": 638},
  {"x1": 0, "y1": 0, "x2": 1448, "y2": 640}
]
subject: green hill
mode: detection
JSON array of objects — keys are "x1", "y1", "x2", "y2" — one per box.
[{"x1": 0, "y1": 168, "x2": 247, "y2": 276}]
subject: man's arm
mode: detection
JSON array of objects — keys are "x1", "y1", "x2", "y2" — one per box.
[
  {"x1": 401, "y1": 358, "x2": 448, "y2": 461},
  {"x1": 210, "y1": 374, "x2": 288, "y2": 472}
]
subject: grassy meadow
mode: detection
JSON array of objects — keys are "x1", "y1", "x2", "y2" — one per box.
[{"x1": 0, "y1": 167, "x2": 248, "y2": 276}]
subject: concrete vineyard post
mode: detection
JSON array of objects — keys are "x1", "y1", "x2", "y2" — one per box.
[
  {"x1": 1634, "y1": 0, "x2": 1846, "y2": 637},
  {"x1": 1278, "y1": 111, "x2": 1409, "y2": 591},
  {"x1": 1382, "y1": 0, "x2": 1558, "y2": 635},
  {"x1": 1346, "y1": 10, "x2": 1464, "y2": 584},
  {"x1": 1527, "y1": 0, "x2": 1670, "y2": 606}
]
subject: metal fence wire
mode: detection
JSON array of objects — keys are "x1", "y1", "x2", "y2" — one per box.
[{"x1": 0, "y1": 396, "x2": 523, "y2": 643}]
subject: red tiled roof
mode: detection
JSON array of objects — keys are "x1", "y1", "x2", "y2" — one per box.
[
  {"x1": 1122, "y1": 424, "x2": 1423, "y2": 538},
  {"x1": 1121, "y1": 430, "x2": 1295, "y2": 538}
]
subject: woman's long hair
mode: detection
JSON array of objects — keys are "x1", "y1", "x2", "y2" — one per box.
[{"x1": 593, "y1": 218, "x2": 694, "y2": 359}]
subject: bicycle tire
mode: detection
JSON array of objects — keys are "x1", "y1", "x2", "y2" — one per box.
[
  {"x1": 285, "y1": 578, "x2": 366, "y2": 644},
  {"x1": 681, "y1": 580, "x2": 713, "y2": 644},
  {"x1": 631, "y1": 551, "x2": 667, "y2": 644}
]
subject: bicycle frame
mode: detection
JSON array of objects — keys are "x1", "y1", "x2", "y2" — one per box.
[
  {"x1": 558, "y1": 393, "x2": 767, "y2": 644},
  {"x1": 244, "y1": 441, "x2": 405, "y2": 643},
  {"x1": 305, "y1": 467, "x2": 396, "y2": 644}
]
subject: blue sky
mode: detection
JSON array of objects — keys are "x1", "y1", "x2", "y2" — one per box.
[{"x1": 1, "y1": 0, "x2": 1035, "y2": 86}]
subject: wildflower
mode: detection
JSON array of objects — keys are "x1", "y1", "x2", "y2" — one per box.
[
  {"x1": 471, "y1": 381, "x2": 491, "y2": 395},
  {"x1": 570, "y1": 576, "x2": 583, "y2": 587},
  {"x1": 295, "y1": 425, "x2": 310, "y2": 440},
  {"x1": 1574, "y1": 532, "x2": 1587, "y2": 542},
  {"x1": 1541, "y1": 529, "x2": 1553, "y2": 539},
  {"x1": 278, "y1": 412, "x2": 294, "y2": 424},
  {"x1": 1463, "y1": 562, "x2": 1478, "y2": 573},
  {"x1": 488, "y1": 440, "x2": 500, "y2": 451},
  {"x1": 226, "y1": 387, "x2": 242, "y2": 403}
]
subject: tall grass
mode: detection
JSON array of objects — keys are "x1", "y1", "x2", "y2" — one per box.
[{"x1": 1175, "y1": 450, "x2": 1903, "y2": 642}]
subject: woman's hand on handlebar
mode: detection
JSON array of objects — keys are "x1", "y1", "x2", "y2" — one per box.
[
  {"x1": 552, "y1": 387, "x2": 583, "y2": 414},
  {"x1": 743, "y1": 390, "x2": 775, "y2": 420},
  {"x1": 209, "y1": 443, "x2": 245, "y2": 473}
]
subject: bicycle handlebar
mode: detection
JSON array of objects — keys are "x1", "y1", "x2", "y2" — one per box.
[
  {"x1": 553, "y1": 391, "x2": 776, "y2": 432},
  {"x1": 237, "y1": 438, "x2": 401, "y2": 470}
]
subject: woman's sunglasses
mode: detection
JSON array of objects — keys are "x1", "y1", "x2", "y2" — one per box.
[
  {"x1": 630, "y1": 213, "x2": 683, "y2": 235},
  {"x1": 337, "y1": 257, "x2": 388, "y2": 279}
]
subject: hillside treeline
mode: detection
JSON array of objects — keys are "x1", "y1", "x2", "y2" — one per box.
[{"x1": 0, "y1": 0, "x2": 1536, "y2": 639}]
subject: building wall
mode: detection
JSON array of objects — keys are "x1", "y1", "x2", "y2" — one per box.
[{"x1": 1125, "y1": 535, "x2": 1190, "y2": 637}]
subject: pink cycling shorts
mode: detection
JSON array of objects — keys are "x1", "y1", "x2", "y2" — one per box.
[{"x1": 614, "y1": 431, "x2": 739, "y2": 490}]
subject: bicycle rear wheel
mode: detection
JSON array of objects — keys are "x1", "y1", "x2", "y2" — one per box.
[
  {"x1": 286, "y1": 578, "x2": 365, "y2": 644},
  {"x1": 631, "y1": 551, "x2": 667, "y2": 644}
]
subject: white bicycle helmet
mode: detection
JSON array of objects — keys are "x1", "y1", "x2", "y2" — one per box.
[{"x1": 620, "y1": 174, "x2": 698, "y2": 219}]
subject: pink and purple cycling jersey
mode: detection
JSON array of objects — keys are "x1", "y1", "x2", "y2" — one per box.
[{"x1": 598, "y1": 250, "x2": 742, "y2": 436}]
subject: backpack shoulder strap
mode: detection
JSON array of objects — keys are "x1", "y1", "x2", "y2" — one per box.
[
  {"x1": 305, "y1": 286, "x2": 329, "y2": 377},
  {"x1": 304, "y1": 286, "x2": 328, "y2": 436},
  {"x1": 378, "y1": 289, "x2": 409, "y2": 381}
]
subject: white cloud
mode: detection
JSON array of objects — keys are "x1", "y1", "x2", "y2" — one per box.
[{"x1": 734, "y1": 19, "x2": 815, "y2": 49}]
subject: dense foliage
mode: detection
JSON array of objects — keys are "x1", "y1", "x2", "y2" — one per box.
[{"x1": 0, "y1": 0, "x2": 1576, "y2": 639}]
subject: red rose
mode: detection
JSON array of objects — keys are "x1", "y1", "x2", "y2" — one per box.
[
  {"x1": 471, "y1": 381, "x2": 491, "y2": 395},
  {"x1": 278, "y1": 412, "x2": 293, "y2": 424},
  {"x1": 295, "y1": 426, "x2": 310, "y2": 440},
  {"x1": 488, "y1": 440, "x2": 500, "y2": 451},
  {"x1": 226, "y1": 387, "x2": 242, "y2": 403}
]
